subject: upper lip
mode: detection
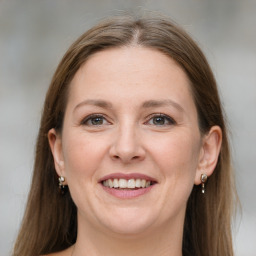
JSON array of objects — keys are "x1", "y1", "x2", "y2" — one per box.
[{"x1": 99, "y1": 173, "x2": 157, "y2": 183}]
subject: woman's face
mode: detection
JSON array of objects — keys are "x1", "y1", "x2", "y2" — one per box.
[{"x1": 50, "y1": 47, "x2": 206, "y2": 235}]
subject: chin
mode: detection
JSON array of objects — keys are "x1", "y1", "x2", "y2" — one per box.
[{"x1": 96, "y1": 206, "x2": 160, "y2": 236}]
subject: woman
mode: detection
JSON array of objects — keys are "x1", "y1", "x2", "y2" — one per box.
[{"x1": 12, "y1": 15, "x2": 237, "y2": 256}]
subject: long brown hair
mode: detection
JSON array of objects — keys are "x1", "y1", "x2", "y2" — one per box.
[{"x1": 13, "y1": 15, "x2": 237, "y2": 256}]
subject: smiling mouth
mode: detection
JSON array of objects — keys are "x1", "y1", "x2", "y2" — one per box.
[{"x1": 102, "y1": 178, "x2": 156, "y2": 189}]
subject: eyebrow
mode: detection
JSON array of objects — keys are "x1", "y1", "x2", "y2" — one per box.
[
  {"x1": 142, "y1": 99, "x2": 184, "y2": 112},
  {"x1": 74, "y1": 99, "x2": 184, "y2": 112},
  {"x1": 74, "y1": 99, "x2": 113, "y2": 112}
]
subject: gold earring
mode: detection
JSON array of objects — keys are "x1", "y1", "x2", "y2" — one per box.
[{"x1": 200, "y1": 174, "x2": 208, "y2": 194}]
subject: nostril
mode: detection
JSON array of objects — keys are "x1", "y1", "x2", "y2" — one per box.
[
  {"x1": 111, "y1": 154, "x2": 143, "y2": 163},
  {"x1": 112, "y1": 154, "x2": 141, "y2": 160},
  {"x1": 109, "y1": 140, "x2": 146, "y2": 163}
]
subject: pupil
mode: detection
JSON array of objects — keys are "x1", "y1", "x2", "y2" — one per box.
[
  {"x1": 154, "y1": 117, "x2": 164, "y2": 125},
  {"x1": 92, "y1": 117, "x2": 103, "y2": 125}
]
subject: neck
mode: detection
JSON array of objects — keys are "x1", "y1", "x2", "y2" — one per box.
[{"x1": 72, "y1": 213, "x2": 184, "y2": 256}]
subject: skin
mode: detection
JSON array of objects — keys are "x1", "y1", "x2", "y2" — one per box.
[{"x1": 48, "y1": 46, "x2": 222, "y2": 256}]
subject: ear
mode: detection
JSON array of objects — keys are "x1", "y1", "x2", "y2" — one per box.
[
  {"x1": 48, "y1": 128, "x2": 66, "y2": 183},
  {"x1": 194, "y1": 126, "x2": 222, "y2": 185}
]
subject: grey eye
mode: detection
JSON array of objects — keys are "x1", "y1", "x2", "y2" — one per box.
[
  {"x1": 152, "y1": 116, "x2": 166, "y2": 125},
  {"x1": 90, "y1": 116, "x2": 104, "y2": 125},
  {"x1": 82, "y1": 115, "x2": 108, "y2": 126},
  {"x1": 148, "y1": 115, "x2": 175, "y2": 126}
]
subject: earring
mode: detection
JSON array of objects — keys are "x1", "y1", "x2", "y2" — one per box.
[
  {"x1": 58, "y1": 176, "x2": 67, "y2": 194},
  {"x1": 200, "y1": 174, "x2": 208, "y2": 194}
]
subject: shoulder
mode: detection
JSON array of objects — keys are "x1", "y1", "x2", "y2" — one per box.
[
  {"x1": 41, "y1": 246, "x2": 74, "y2": 256},
  {"x1": 41, "y1": 253, "x2": 60, "y2": 256}
]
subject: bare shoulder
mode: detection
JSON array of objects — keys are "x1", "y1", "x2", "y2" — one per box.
[{"x1": 41, "y1": 245, "x2": 74, "y2": 256}]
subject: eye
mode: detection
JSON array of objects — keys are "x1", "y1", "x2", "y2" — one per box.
[
  {"x1": 81, "y1": 114, "x2": 109, "y2": 126},
  {"x1": 146, "y1": 114, "x2": 176, "y2": 126}
]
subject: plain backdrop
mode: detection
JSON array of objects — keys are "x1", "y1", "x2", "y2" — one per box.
[{"x1": 0, "y1": 0, "x2": 256, "y2": 255}]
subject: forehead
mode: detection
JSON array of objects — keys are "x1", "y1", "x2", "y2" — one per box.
[{"x1": 67, "y1": 46, "x2": 195, "y2": 110}]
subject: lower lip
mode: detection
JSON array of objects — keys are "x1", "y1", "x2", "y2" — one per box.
[{"x1": 101, "y1": 184, "x2": 155, "y2": 199}]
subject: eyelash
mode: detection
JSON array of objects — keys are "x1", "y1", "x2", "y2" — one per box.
[
  {"x1": 81, "y1": 113, "x2": 176, "y2": 127},
  {"x1": 145, "y1": 113, "x2": 176, "y2": 126},
  {"x1": 81, "y1": 114, "x2": 109, "y2": 126}
]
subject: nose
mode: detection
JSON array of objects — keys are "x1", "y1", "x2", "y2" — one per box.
[{"x1": 109, "y1": 124, "x2": 146, "y2": 164}]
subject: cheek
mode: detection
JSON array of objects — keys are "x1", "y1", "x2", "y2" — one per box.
[
  {"x1": 151, "y1": 132, "x2": 201, "y2": 214},
  {"x1": 148, "y1": 131, "x2": 201, "y2": 184},
  {"x1": 62, "y1": 132, "x2": 108, "y2": 180},
  {"x1": 61, "y1": 132, "x2": 110, "y2": 213}
]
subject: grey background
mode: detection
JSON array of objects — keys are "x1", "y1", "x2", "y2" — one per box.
[{"x1": 0, "y1": 0, "x2": 255, "y2": 255}]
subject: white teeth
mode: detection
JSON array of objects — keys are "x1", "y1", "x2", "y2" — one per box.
[
  {"x1": 113, "y1": 179, "x2": 119, "y2": 188},
  {"x1": 108, "y1": 179, "x2": 113, "y2": 188},
  {"x1": 135, "y1": 179, "x2": 141, "y2": 188},
  {"x1": 119, "y1": 179, "x2": 127, "y2": 188},
  {"x1": 102, "y1": 178, "x2": 153, "y2": 189},
  {"x1": 127, "y1": 179, "x2": 135, "y2": 188}
]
